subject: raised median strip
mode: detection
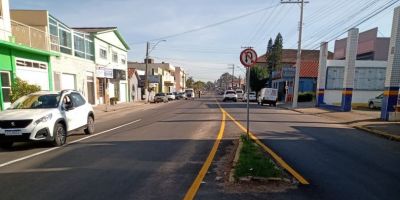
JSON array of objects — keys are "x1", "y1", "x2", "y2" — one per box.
[
  {"x1": 355, "y1": 125, "x2": 400, "y2": 142},
  {"x1": 216, "y1": 102, "x2": 310, "y2": 185}
]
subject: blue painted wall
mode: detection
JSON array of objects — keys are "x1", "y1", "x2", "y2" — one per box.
[{"x1": 299, "y1": 78, "x2": 316, "y2": 93}]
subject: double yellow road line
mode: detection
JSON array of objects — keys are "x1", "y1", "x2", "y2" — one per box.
[{"x1": 183, "y1": 101, "x2": 309, "y2": 200}]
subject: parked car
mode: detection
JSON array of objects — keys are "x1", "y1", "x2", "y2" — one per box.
[
  {"x1": 154, "y1": 93, "x2": 168, "y2": 103},
  {"x1": 223, "y1": 90, "x2": 237, "y2": 102},
  {"x1": 236, "y1": 89, "x2": 244, "y2": 100},
  {"x1": 166, "y1": 93, "x2": 176, "y2": 101},
  {"x1": 258, "y1": 88, "x2": 278, "y2": 106},
  {"x1": 185, "y1": 88, "x2": 195, "y2": 99},
  {"x1": 0, "y1": 90, "x2": 95, "y2": 149},
  {"x1": 243, "y1": 92, "x2": 257, "y2": 102},
  {"x1": 176, "y1": 92, "x2": 187, "y2": 100},
  {"x1": 368, "y1": 93, "x2": 384, "y2": 109}
]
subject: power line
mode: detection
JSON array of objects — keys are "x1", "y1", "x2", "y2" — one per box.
[
  {"x1": 129, "y1": 3, "x2": 280, "y2": 45},
  {"x1": 309, "y1": 0, "x2": 400, "y2": 49}
]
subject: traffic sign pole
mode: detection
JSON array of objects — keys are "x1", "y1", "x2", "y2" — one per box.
[
  {"x1": 246, "y1": 66, "x2": 250, "y2": 139},
  {"x1": 240, "y1": 48, "x2": 257, "y2": 139}
]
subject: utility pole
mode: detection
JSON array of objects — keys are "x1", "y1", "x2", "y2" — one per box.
[
  {"x1": 281, "y1": 0, "x2": 309, "y2": 108},
  {"x1": 228, "y1": 64, "x2": 235, "y2": 89},
  {"x1": 144, "y1": 41, "x2": 150, "y2": 102}
]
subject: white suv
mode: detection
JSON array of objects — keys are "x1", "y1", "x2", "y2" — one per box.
[
  {"x1": 223, "y1": 90, "x2": 238, "y2": 102},
  {"x1": 0, "y1": 90, "x2": 95, "y2": 148}
]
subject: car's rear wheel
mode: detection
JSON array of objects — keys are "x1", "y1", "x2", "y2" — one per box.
[
  {"x1": 52, "y1": 123, "x2": 66, "y2": 147},
  {"x1": 0, "y1": 141, "x2": 13, "y2": 149},
  {"x1": 369, "y1": 102, "x2": 375, "y2": 109},
  {"x1": 84, "y1": 115, "x2": 95, "y2": 135}
]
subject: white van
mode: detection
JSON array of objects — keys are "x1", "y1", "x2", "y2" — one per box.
[
  {"x1": 258, "y1": 88, "x2": 278, "y2": 106},
  {"x1": 185, "y1": 88, "x2": 195, "y2": 100}
]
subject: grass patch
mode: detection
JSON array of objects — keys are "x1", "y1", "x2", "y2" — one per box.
[{"x1": 234, "y1": 135, "x2": 282, "y2": 179}]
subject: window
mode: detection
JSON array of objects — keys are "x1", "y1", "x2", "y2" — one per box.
[
  {"x1": 100, "y1": 48, "x2": 107, "y2": 59},
  {"x1": 326, "y1": 67, "x2": 344, "y2": 90},
  {"x1": 74, "y1": 34, "x2": 85, "y2": 58},
  {"x1": 85, "y1": 38, "x2": 94, "y2": 60},
  {"x1": 59, "y1": 28, "x2": 72, "y2": 54},
  {"x1": 70, "y1": 92, "x2": 86, "y2": 107},
  {"x1": 120, "y1": 55, "x2": 126, "y2": 64},
  {"x1": 1, "y1": 72, "x2": 11, "y2": 103},
  {"x1": 112, "y1": 52, "x2": 118, "y2": 63},
  {"x1": 354, "y1": 68, "x2": 386, "y2": 90}
]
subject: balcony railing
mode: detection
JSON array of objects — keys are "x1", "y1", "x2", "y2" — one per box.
[{"x1": 0, "y1": 16, "x2": 60, "y2": 52}]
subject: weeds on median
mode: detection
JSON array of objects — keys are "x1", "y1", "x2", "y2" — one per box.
[{"x1": 234, "y1": 135, "x2": 282, "y2": 180}]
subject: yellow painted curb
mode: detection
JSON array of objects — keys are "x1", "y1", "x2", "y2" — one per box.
[{"x1": 355, "y1": 126, "x2": 400, "y2": 141}]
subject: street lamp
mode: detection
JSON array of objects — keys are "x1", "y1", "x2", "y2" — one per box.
[{"x1": 144, "y1": 40, "x2": 166, "y2": 102}]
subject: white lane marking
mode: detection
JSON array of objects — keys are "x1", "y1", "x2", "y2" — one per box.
[{"x1": 0, "y1": 119, "x2": 142, "y2": 168}]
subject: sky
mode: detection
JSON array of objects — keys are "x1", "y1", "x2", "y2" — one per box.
[{"x1": 10, "y1": 0, "x2": 399, "y2": 82}]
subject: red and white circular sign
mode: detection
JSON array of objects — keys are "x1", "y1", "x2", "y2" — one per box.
[{"x1": 240, "y1": 48, "x2": 258, "y2": 67}]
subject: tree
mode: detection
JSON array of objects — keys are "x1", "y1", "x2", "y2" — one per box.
[
  {"x1": 193, "y1": 81, "x2": 206, "y2": 92},
  {"x1": 205, "y1": 81, "x2": 215, "y2": 91},
  {"x1": 272, "y1": 33, "x2": 283, "y2": 70},
  {"x1": 186, "y1": 77, "x2": 194, "y2": 88},
  {"x1": 250, "y1": 64, "x2": 268, "y2": 97},
  {"x1": 10, "y1": 78, "x2": 41, "y2": 103},
  {"x1": 266, "y1": 38, "x2": 274, "y2": 87}
]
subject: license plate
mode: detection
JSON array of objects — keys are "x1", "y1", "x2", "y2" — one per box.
[{"x1": 4, "y1": 130, "x2": 22, "y2": 136}]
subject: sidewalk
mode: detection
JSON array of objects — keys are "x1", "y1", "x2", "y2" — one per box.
[
  {"x1": 278, "y1": 101, "x2": 400, "y2": 141},
  {"x1": 93, "y1": 101, "x2": 147, "y2": 118}
]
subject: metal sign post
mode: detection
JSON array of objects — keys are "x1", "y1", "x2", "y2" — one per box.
[{"x1": 240, "y1": 48, "x2": 258, "y2": 139}]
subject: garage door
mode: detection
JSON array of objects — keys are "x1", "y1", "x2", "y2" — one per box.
[
  {"x1": 16, "y1": 67, "x2": 49, "y2": 90},
  {"x1": 61, "y1": 73, "x2": 76, "y2": 90},
  {"x1": 15, "y1": 59, "x2": 49, "y2": 91}
]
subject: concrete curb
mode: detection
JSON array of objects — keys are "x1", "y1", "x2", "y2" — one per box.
[
  {"x1": 279, "y1": 105, "x2": 400, "y2": 142},
  {"x1": 229, "y1": 137, "x2": 243, "y2": 183},
  {"x1": 354, "y1": 125, "x2": 400, "y2": 142}
]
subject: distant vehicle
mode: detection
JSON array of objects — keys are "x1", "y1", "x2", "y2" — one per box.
[
  {"x1": 243, "y1": 92, "x2": 257, "y2": 102},
  {"x1": 166, "y1": 93, "x2": 176, "y2": 101},
  {"x1": 236, "y1": 89, "x2": 244, "y2": 99},
  {"x1": 0, "y1": 90, "x2": 95, "y2": 149},
  {"x1": 368, "y1": 93, "x2": 384, "y2": 109},
  {"x1": 185, "y1": 88, "x2": 195, "y2": 99},
  {"x1": 176, "y1": 92, "x2": 186, "y2": 100},
  {"x1": 258, "y1": 88, "x2": 278, "y2": 106},
  {"x1": 223, "y1": 90, "x2": 237, "y2": 102},
  {"x1": 154, "y1": 93, "x2": 168, "y2": 103}
]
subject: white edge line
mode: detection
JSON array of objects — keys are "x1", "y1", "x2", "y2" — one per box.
[{"x1": 0, "y1": 119, "x2": 142, "y2": 168}]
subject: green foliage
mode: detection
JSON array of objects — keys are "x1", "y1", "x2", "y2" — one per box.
[
  {"x1": 186, "y1": 77, "x2": 195, "y2": 88},
  {"x1": 234, "y1": 135, "x2": 282, "y2": 179},
  {"x1": 298, "y1": 92, "x2": 315, "y2": 102},
  {"x1": 250, "y1": 64, "x2": 268, "y2": 96},
  {"x1": 10, "y1": 78, "x2": 41, "y2": 103},
  {"x1": 193, "y1": 80, "x2": 206, "y2": 91}
]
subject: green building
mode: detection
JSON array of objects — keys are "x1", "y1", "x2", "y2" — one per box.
[{"x1": 0, "y1": 0, "x2": 58, "y2": 110}]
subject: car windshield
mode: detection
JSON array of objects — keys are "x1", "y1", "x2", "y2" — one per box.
[
  {"x1": 236, "y1": 91, "x2": 243, "y2": 93},
  {"x1": 156, "y1": 93, "x2": 165, "y2": 96},
  {"x1": 167, "y1": 93, "x2": 172, "y2": 95},
  {"x1": 10, "y1": 94, "x2": 60, "y2": 109},
  {"x1": 250, "y1": 92, "x2": 256, "y2": 95},
  {"x1": 226, "y1": 91, "x2": 236, "y2": 94}
]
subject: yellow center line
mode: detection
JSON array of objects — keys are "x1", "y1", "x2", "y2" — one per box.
[
  {"x1": 217, "y1": 101, "x2": 310, "y2": 185},
  {"x1": 183, "y1": 104, "x2": 226, "y2": 200}
]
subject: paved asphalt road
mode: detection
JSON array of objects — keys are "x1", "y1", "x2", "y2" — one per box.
[
  {"x1": 0, "y1": 97, "x2": 223, "y2": 200},
  {"x1": 204, "y1": 99, "x2": 400, "y2": 200},
  {"x1": 1, "y1": 94, "x2": 400, "y2": 200}
]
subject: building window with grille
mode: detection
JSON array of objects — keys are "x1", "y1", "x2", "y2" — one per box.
[
  {"x1": 1, "y1": 72, "x2": 11, "y2": 103},
  {"x1": 100, "y1": 48, "x2": 107, "y2": 59},
  {"x1": 112, "y1": 52, "x2": 118, "y2": 63}
]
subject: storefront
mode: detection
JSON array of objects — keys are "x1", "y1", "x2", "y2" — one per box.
[
  {"x1": 95, "y1": 66, "x2": 113, "y2": 105},
  {"x1": 112, "y1": 69, "x2": 127, "y2": 103},
  {"x1": 0, "y1": 40, "x2": 57, "y2": 110}
]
